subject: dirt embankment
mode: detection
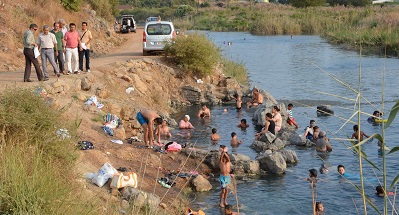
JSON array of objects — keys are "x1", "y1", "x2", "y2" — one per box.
[{"x1": 0, "y1": 22, "x2": 241, "y2": 213}]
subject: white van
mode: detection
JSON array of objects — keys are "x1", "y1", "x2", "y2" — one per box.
[{"x1": 143, "y1": 21, "x2": 175, "y2": 56}]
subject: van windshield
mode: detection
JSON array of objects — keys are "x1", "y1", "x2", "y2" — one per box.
[{"x1": 146, "y1": 24, "x2": 172, "y2": 35}]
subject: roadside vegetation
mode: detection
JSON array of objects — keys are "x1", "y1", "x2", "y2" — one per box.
[
  {"x1": 120, "y1": 2, "x2": 399, "y2": 57},
  {"x1": 0, "y1": 89, "x2": 92, "y2": 214},
  {"x1": 164, "y1": 33, "x2": 248, "y2": 83}
]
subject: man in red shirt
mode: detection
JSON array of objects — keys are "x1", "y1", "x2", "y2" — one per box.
[{"x1": 63, "y1": 23, "x2": 82, "y2": 74}]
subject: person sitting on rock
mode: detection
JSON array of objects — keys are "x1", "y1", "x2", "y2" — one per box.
[
  {"x1": 272, "y1": 106, "x2": 282, "y2": 133},
  {"x1": 315, "y1": 131, "x2": 332, "y2": 152},
  {"x1": 156, "y1": 119, "x2": 172, "y2": 138},
  {"x1": 304, "y1": 120, "x2": 316, "y2": 140},
  {"x1": 179, "y1": 115, "x2": 194, "y2": 129},
  {"x1": 286, "y1": 103, "x2": 299, "y2": 129},
  {"x1": 197, "y1": 104, "x2": 211, "y2": 118},
  {"x1": 246, "y1": 88, "x2": 263, "y2": 108},
  {"x1": 255, "y1": 113, "x2": 275, "y2": 140},
  {"x1": 237, "y1": 119, "x2": 249, "y2": 129}
]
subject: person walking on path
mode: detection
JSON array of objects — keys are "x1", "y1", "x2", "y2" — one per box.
[
  {"x1": 64, "y1": 23, "x2": 82, "y2": 74},
  {"x1": 79, "y1": 22, "x2": 92, "y2": 73},
  {"x1": 50, "y1": 22, "x2": 65, "y2": 74},
  {"x1": 37, "y1": 25, "x2": 60, "y2": 80},
  {"x1": 23, "y1": 23, "x2": 43, "y2": 82}
]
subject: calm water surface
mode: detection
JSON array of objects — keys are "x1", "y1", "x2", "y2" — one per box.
[{"x1": 171, "y1": 32, "x2": 399, "y2": 215}]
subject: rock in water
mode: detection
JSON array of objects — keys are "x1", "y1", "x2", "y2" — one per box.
[
  {"x1": 191, "y1": 175, "x2": 212, "y2": 192},
  {"x1": 317, "y1": 105, "x2": 334, "y2": 116}
]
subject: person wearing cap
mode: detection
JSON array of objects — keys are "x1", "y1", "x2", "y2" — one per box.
[
  {"x1": 316, "y1": 131, "x2": 332, "y2": 152},
  {"x1": 179, "y1": 115, "x2": 195, "y2": 129},
  {"x1": 136, "y1": 109, "x2": 163, "y2": 148}
]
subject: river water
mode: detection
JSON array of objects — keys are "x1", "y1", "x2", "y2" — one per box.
[{"x1": 170, "y1": 32, "x2": 399, "y2": 215}]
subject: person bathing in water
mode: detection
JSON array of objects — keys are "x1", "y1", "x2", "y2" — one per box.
[
  {"x1": 197, "y1": 104, "x2": 211, "y2": 118},
  {"x1": 155, "y1": 120, "x2": 172, "y2": 138},
  {"x1": 237, "y1": 119, "x2": 249, "y2": 129},
  {"x1": 351, "y1": 125, "x2": 370, "y2": 141},
  {"x1": 211, "y1": 128, "x2": 220, "y2": 142},
  {"x1": 230, "y1": 132, "x2": 242, "y2": 147}
]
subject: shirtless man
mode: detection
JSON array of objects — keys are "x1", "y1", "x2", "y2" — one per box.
[
  {"x1": 246, "y1": 88, "x2": 264, "y2": 108},
  {"x1": 351, "y1": 125, "x2": 369, "y2": 141},
  {"x1": 219, "y1": 146, "x2": 231, "y2": 208},
  {"x1": 197, "y1": 105, "x2": 211, "y2": 118},
  {"x1": 136, "y1": 109, "x2": 163, "y2": 148}
]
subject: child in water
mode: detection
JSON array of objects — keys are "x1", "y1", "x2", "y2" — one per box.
[
  {"x1": 237, "y1": 119, "x2": 249, "y2": 129},
  {"x1": 315, "y1": 202, "x2": 324, "y2": 214},
  {"x1": 351, "y1": 125, "x2": 370, "y2": 141},
  {"x1": 307, "y1": 168, "x2": 318, "y2": 184},
  {"x1": 211, "y1": 128, "x2": 220, "y2": 142},
  {"x1": 376, "y1": 185, "x2": 394, "y2": 197},
  {"x1": 225, "y1": 205, "x2": 238, "y2": 215},
  {"x1": 230, "y1": 132, "x2": 243, "y2": 147}
]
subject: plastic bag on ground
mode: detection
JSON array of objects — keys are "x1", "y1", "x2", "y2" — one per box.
[{"x1": 92, "y1": 162, "x2": 118, "y2": 187}]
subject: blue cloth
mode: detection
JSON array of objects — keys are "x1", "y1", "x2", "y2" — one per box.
[
  {"x1": 136, "y1": 112, "x2": 148, "y2": 125},
  {"x1": 338, "y1": 172, "x2": 378, "y2": 183},
  {"x1": 219, "y1": 175, "x2": 231, "y2": 189}
]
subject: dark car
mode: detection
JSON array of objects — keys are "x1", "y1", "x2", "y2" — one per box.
[{"x1": 120, "y1": 15, "x2": 136, "y2": 33}]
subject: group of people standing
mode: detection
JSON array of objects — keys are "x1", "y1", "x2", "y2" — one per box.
[{"x1": 23, "y1": 19, "x2": 93, "y2": 82}]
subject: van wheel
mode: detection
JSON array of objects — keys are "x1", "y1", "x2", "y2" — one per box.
[{"x1": 143, "y1": 51, "x2": 148, "y2": 56}]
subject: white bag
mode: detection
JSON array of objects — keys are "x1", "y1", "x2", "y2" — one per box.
[
  {"x1": 110, "y1": 172, "x2": 138, "y2": 189},
  {"x1": 34, "y1": 46, "x2": 40, "y2": 58},
  {"x1": 92, "y1": 162, "x2": 118, "y2": 187}
]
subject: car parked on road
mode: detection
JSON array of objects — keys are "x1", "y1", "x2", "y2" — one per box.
[
  {"x1": 142, "y1": 21, "x2": 175, "y2": 56},
  {"x1": 120, "y1": 15, "x2": 136, "y2": 33}
]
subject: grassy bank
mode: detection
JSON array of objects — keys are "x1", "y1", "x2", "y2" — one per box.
[
  {"x1": 170, "y1": 3, "x2": 399, "y2": 57},
  {"x1": 164, "y1": 33, "x2": 248, "y2": 84},
  {"x1": 0, "y1": 89, "x2": 92, "y2": 214}
]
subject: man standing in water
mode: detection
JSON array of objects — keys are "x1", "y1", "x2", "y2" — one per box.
[
  {"x1": 136, "y1": 109, "x2": 163, "y2": 148},
  {"x1": 219, "y1": 145, "x2": 231, "y2": 208}
]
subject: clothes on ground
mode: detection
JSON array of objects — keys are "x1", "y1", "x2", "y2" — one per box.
[
  {"x1": 219, "y1": 175, "x2": 231, "y2": 189},
  {"x1": 78, "y1": 141, "x2": 94, "y2": 150},
  {"x1": 56, "y1": 128, "x2": 71, "y2": 140},
  {"x1": 165, "y1": 141, "x2": 182, "y2": 152},
  {"x1": 101, "y1": 113, "x2": 121, "y2": 136},
  {"x1": 84, "y1": 96, "x2": 104, "y2": 109},
  {"x1": 111, "y1": 139, "x2": 123, "y2": 144}
]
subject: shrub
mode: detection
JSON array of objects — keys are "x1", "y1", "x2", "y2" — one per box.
[
  {"x1": 164, "y1": 33, "x2": 221, "y2": 77},
  {"x1": 221, "y1": 58, "x2": 248, "y2": 85},
  {"x1": 174, "y1": 5, "x2": 194, "y2": 18},
  {"x1": 60, "y1": 0, "x2": 83, "y2": 12},
  {"x1": 0, "y1": 89, "x2": 92, "y2": 214},
  {"x1": 87, "y1": 0, "x2": 118, "y2": 20}
]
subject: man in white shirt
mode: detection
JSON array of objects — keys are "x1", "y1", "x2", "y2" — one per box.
[{"x1": 37, "y1": 25, "x2": 60, "y2": 80}]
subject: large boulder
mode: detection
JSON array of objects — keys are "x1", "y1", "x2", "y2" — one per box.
[
  {"x1": 230, "y1": 153, "x2": 251, "y2": 163},
  {"x1": 121, "y1": 187, "x2": 160, "y2": 209},
  {"x1": 191, "y1": 175, "x2": 212, "y2": 192},
  {"x1": 180, "y1": 86, "x2": 203, "y2": 105},
  {"x1": 279, "y1": 149, "x2": 299, "y2": 164},
  {"x1": 233, "y1": 160, "x2": 260, "y2": 175},
  {"x1": 317, "y1": 105, "x2": 334, "y2": 117},
  {"x1": 250, "y1": 140, "x2": 278, "y2": 152},
  {"x1": 256, "y1": 150, "x2": 286, "y2": 174},
  {"x1": 289, "y1": 133, "x2": 315, "y2": 147}
]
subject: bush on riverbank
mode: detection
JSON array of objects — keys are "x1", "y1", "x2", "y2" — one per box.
[
  {"x1": 0, "y1": 89, "x2": 92, "y2": 214},
  {"x1": 164, "y1": 33, "x2": 221, "y2": 77},
  {"x1": 221, "y1": 58, "x2": 248, "y2": 85}
]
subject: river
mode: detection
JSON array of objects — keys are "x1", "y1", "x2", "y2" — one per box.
[{"x1": 171, "y1": 32, "x2": 399, "y2": 215}]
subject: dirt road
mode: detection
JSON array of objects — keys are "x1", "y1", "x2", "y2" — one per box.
[{"x1": 0, "y1": 28, "x2": 151, "y2": 83}]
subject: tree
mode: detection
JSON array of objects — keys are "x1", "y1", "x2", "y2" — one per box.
[{"x1": 288, "y1": 0, "x2": 326, "y2": 7}]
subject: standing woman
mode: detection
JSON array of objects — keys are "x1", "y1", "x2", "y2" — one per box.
[{"x1": 272, "y1": 106, "x2": 282, "y2": 133}]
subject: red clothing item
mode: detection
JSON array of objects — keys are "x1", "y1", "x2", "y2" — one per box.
[{"x1": 64, "y1": 31, "x2": 79, "y2": 48}]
